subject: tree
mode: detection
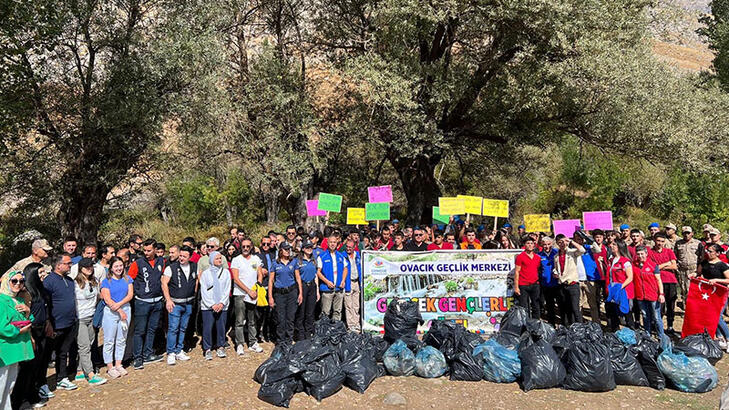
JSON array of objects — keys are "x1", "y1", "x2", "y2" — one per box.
[{"x1": 701, "y1": 0, "x2": 729, "y2": 90}]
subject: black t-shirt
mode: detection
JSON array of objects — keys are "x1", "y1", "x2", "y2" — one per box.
[
  {"x1": 700, "y1": 260, "x2": 729, "y2": 280},
  {"x1": 404, "y1": 241, "x2": 428, "y2": 252}
]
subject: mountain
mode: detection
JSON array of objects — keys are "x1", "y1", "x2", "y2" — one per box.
[{"x1": 650, "y1": 0, "x2": 714, "y2": 71}]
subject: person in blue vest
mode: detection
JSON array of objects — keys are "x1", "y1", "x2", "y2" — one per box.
[
  {"x1": 161, "y1": 245, "x2": 197, "y2": 366},
  {"x1": 294, "y1": 241, "x2": 319, "y2": 340},
  {"x1": 537, "y1": 236, "x2": 560, "y2": 325},
  {"x1": 127, "y1": 239, "x2": 165, "y2": 369},
  {"x1": 267, "y1": 243, "x2": 302, "y2": 345},
  {"x1": 317, "y1": 233, "x2": 349, "y2": 321},
  {"x1": 344, "y1": 240, "x2": 362, "y2": 332}
]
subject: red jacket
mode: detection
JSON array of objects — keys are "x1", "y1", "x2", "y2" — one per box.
[
  {"x1": 608, "y1": 256, "x2": 634, "y2": 300},
  {"x1": 633, "y1": 261, "x2": 660, "y2": 301}
]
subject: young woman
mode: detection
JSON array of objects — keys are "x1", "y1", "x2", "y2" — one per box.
[
  {"x1": 696, "y1": 243, "x2": 729, "y2": 349},
  {"x1": 0, "y1": 271, "x2": 34, "y2": 410},
  {"x1": 74, "y1": 258, "x2": 106, "y2": 385},
  {"x1": 294, "y1": 242, "x2": 318, "y2": 340},
  {"x1": 100, "y1": 257, "x2": 133, "y2": 379},
  {"x1": 200, "y1": 251, "x2": 231, "y2": 360},
  {"x1": 606, "y1": 239, "x2": 635, "y2": 331},
  {"x1": 225, "y1": 244, "x2": 238, "y2": 268},
  {"x1": 268, "y1": 244, "x2": 303, "y2": 345},
  {"x1": 633, "y1": 246, "x2": 665, "y2": 340}
]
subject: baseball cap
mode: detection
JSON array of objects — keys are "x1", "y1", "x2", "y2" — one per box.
[
  {"x1": 665, "y1": 223, "x2": 677, "y2": 231},
  {"x1": 78, "y1": 258, "x2": 94, "y2": 268},
  {"x1": 32, "y1": 239, "x2": 53, "y2": 251},
  {"x1": 302, "y1": 240, "x2": 313, "y2": 248},
  {"x1": 681, "y1": 226, "x2": 693, "y2": 233},
  {"x1": 619, "y1": 224, "x2": 630, "y2": 230},
  {"x1": 648, "y1": 222, "x2": 659, "y2": 229},
  {"x1": 279, "y1": 243, "x2": 292, "y2": 250},
  {"x1": 710, "y1": 228, "x2": 721, "y2": 236},
  {"x1": 704, "y1": 224, "x2": 714, "y2": 232}
]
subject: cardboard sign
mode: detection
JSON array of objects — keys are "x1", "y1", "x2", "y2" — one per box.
[
  {"x1": 365, "y1": 202, "x2": 390, "y2": 221},
  {"x1": 347, "y1": 208, "x2": 367, "y2": 225},
  {"x1": 524, "y1": 214, "x2": 551, "y2": 233},
  {"x1": 432, "y1": 206, "x2": 450, "y2": 224},
  {"x1": 438, "y1": 197, "x2": 465, "y2": 215},
  {"x1": 457, "y1": 195, "x2": 483, "y2": 215},
  {"x1": 583, "y1": 211, "x2": 613, "y2": 231},
  {"x1": 368, "y1": 185, "x2": 393, "y2": 203},
  {"x1": 553, "y1": 219, "x2": 582, "y2": 238},
  {"x1": 317, "y1": 193, "x2": 342, "y2": 213},
  {"x1": 482, "y1": 199, "x2": 509, "y2": 218},
  {"x1": 306, "y1": 200, "x2": 327, "y2": 217}
]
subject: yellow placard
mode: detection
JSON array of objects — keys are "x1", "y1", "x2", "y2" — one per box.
[
  {"x1": 482, "y1": 199, "x2": 509, "y2": 218},
  {"x1": 524, "y1": 214, "x2": 551, "y2": 233},
  {"x1": 346, "y1": 207, "x2": 366, "y2": 225},
  {"x1": 456, "y1": 195, "x2": 484, "y2": 215},
  {"x1": 438, "y1": 197, "x2": 466, "y2": 215}
]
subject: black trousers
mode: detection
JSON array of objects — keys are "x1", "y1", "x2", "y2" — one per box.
[
  {"x1": 295, "y1": 281, "x2": 317, "y2": 341},
  {"x1": 11, "y1": 326, "x2": 47, "y2": 408},
  {"x1": 273, "y1": 288, "x2": 298, "y2": 344},
  {"x1": 560, "y1": 283, "x2": 582, "y2": 327},
  {"x1": 54, "y1": 322, "x2": 78, "y2": 380},
  {"x1": 542, "y1": 286, "x2": 560, "y2": 325},
  {"x1": 256, "y1": 306, "x2": 275, "y2": 343},
  {"x1": 662, "y1": 282, "x2": 678, "y2": 329},
  {"x1": 517, "y1": 283, "x2": 541, "y2": 320},
  {"x1": 606, "y1": 301, "x2": 635, "y2": 332}
]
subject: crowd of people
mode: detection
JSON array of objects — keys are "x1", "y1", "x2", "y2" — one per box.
[{"x1": 0, "y1": 218, "x2": 725, "y2": 408}]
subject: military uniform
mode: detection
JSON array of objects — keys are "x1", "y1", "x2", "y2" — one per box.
[{"x1": 675, "y1": 237, "x2": 701, "y2": 302}]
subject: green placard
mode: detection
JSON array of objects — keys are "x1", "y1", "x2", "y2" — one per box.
[
  {"x1": 365, "y1": 202, "x2": 390, "y2": 221},
  {"x1": 316, "y1": 193, "x2": 342, "y2": 213},
  {"x1": 432, "y1": 206, "x2": 449, "y2": 224}
]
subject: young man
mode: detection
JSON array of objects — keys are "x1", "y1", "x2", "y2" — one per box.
[
  {"x1": 619, "y1": 224, "x2": 631, "y2": 242},
  {"x1": 648, "y1": 233, "x2": 678, "y2": 335},
  {"x1": 427, "y1": 230, "x2": 454, "y2": 250},
  {"x1": 675, "y1": 226, "x2": 701, "y2": 306},
  {"x1": 166, "y1": 245, "x2": 180, "y2": 265},
  {"x1": 317, "y1": 234, "x2": 348, "y2": 321},
  {"x1": 404, "y1": 227, "x2": 428, "y2": 251},
  {"x1": 155, "y1": 243, "x2": 166, "y2": 258},
  {"x1": 344, "y1": 240, "x2": 362, "y2": 332},
  {"x1": 445, "y1": 232, "x2": 457, "y2": 247},
  {"x1": 390, "y1": 231, "x2": 406, "y2": 251},
  {"x1": 182, "y1": 237, "x2": 200, "y2": 263},
  {"x1": 63, "y1": 237, "x2": 79, "y2": 264},
  {"x1": 283, "y1": 225, "x2": 299, "y2": 252},
  {"x1": 538, "y1": 237, "x2": 560, "y2": 325},
  {"x1": 514, "y1": 237, "x2": 541, "y2": 319},
  {"x1": 257, "y1": 236, "x2": 276, "y2": 343},
  {"x1": 230, "y1": 239, "x2": 264, "y2": 355},
  {"x1": 69, "y1": 244, "x2": 105, "y2": 281},
  {"x1": 628, "y1": 228, "x2": 643, "y2": 259},
  {"x1": 664, "y1": 223, "x2": 679, "y2": 250},
  {"x1": 161, "y1": 246, "x2": 197, "y2": 365},
  {"x1": 460, "y1": 228, "x2": 482, "y2": 249},
  {"x1": 376, "y1": 228, "x2": 394, "y2": 250},
  {"x1": 127, "y1": 234, "x2": 143, "y2": 262},
  {"x1": 553, "y1": 234, "x2": 586, "y2": 327}
]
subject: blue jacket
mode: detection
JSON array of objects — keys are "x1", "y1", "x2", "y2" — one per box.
[
  {"x1": 606, "y1": 283, "x2": 630, "y2": 314},
  {"x1": 538, "y1": 248, "x2": 559, "y2": 288},
  {"x1": 345, "y1": 251, "x2": 362, "y2": 287},
  {"x1": 582, "y1": 244, "x2": 601, "y2": 281},
  {"x1": 318, "y1": 250, "x2": 349, "y2": 292}
]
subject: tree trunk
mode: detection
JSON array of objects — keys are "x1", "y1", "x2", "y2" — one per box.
[
  {"x1": 389, "y1": 154, "x2": 441, "y2": 226},
  {"x1": 58, "y1": 180, "x2": 110, "y2": 246},
  {"x1": 264, "y1": 194, "x2": 280, "y2": 224}
]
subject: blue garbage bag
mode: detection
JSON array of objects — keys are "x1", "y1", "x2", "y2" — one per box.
[
  {"x1": 383, "y1": 340, "x2": 416, "y2": 376},
  {"x1": 414, "y1": 346, "x2": 447, "y2": 378},
  {"x1": 657, "y1": 345, "x2": 718, "y2": 393},
  {"x1": 616, "y1": 328, "x2": 637, "y2": 346},
  {"x1": 473, "y1": 339, "x2": 521, "y2": 383}
]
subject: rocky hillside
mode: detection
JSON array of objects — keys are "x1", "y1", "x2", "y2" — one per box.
[{"x1": 650, "y1": 0, "x2": 714, "y2": 71}]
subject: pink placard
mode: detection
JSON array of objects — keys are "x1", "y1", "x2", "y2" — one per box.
[
  {"x1": 306, "y1": 200, "x2": 327, "y2": 216},
  {"x1": 583, "y1": 211, "x2": 613, "y2": 231},
  {"x1": 368, "y1": 185, "x2": 393, "y2": 203},
  {"x1": 553, "y1": 219, "x2": 582, "y2": 237}
]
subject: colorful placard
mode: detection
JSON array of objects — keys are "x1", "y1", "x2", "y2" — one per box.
[
  {"x1": 306, "y1": 200, "x2": 327, "y2": 217},
  {"x1": 368, "y1": 185, "x2": 393, "y2": 203},
  {"x1": 365, "y1": 202, "x2": 390, "y2": 221},
  {"x1": 438, "y1": 197, "x2": 466, "y2": 216},
  {"x1": 347, "y1": 208, "x2": 367, "y2": 225},
  {"x1": 583, "y1": 211, "x2": 614, "y2": 231},
  {"x1": 482, "y1": 199, "x2": 509, "y2": 218},
  {"x1": 553, "y1": 219, "x2": 582, "y2": 238},
  {"x1": 316, "y1": 193, "x2": 342, "y2": 213},
  {"x1": 524, "y1": 214, "x2": 551, "y2": 233},
  {"x1": 432, "y1": 206, "x2": 450, "y2": 224},
  {"x1": 457, "y1": 195, "x2": 484, "y2": 215}
]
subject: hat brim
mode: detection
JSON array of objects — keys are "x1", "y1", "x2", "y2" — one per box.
[{"x1": 41, "y1": 246, "x2": 53, "y2": 251}]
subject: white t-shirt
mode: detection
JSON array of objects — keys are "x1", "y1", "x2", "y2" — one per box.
[
  {"x1": 163, "y1": 264, "x2": 191, "y2": 280},
  {"x1": 231, "y1": 254, "x2": 262, "y2": 302},
  {"x1": 348, "y1": 255, "x2": 359, "y2": 280},
  {"x1": 317, "y1": 252, "x2": 338, "y2": 276},
  {"x1": 75, "y1": 282, "x2": 99, "y2": 319}
]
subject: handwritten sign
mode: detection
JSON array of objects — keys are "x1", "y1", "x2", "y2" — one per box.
[
  {"x1": 457, "y1": 195, "x2": 483, "y2": 215},
  {"x1": 524, "y1": 214, "x2": 551, "y2": 233},
  {"x1": 482, "y1": 199, "x2": 509, "y2": 218},
  {"x1": 438, "y1": 197, "x2": 465, "y2": 216},
  {"x1": 583, "y1": 211, "x2": 613, "y2": 231},
  {"x1": 368, "y1": 185, "x2": 393, "y2": 203},
  {"x1": 317, "y1": 193, "x2": 342, "y2": 213},
  {"x1": 347, "y1": 208, "x2": 366, "y2": 225},
  {"x1": 306, "y1": 200, "x2": 327, "y2": 217},
  {"x1": 432, "y1": 206, "x2": 450, "y2": 224},
  {"x1": 365, "y1": 202, "x2": 390, "y2": 221},
  {"x1": 553, "y1": 219, "x2": 582, "y2": 238}
]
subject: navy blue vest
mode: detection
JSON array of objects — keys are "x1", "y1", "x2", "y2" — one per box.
[
  {"x1": 167, "y1": 261, "x2": 197, "y2": 300},
  {"x1": 133, "y1": 257, "x2": 165, "y2": 299}
]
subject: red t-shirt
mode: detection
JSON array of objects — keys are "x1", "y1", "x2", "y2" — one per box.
[
  {"x1": 516, "y1": 251, "x2": 540, "y2": 286},
  {"x1": 427, "y1": 242, "x2": 454, "y2": 250},
  {"x1": 189, "y1": 252, "x2": 201, "y2": 263},
  {"x1": 558, "y1": 252, "x2": 566, "y2": 273},
  {"x1": 648, "y1": 248, "x2": 677, "y2": 284},
  {"x1": 127, "y1": 257, "x2": 159, "y2": 280}
]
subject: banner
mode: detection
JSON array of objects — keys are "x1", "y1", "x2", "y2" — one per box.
[
  {"x1": 317, "y1": 193, "x2": 343, "y2": 213},
  {"x1": 362, "y1": 249, "x2": 520, "y2": 334},
  {"x1": 368, "y1": 185, "x2": 393, "y2": 203},
  {"x1": 438, "y1": 197, "x2": 465, "y2": 215},
  {"x1": 347, "y1": 207, "x2": 366, "y2": 225},
  {"x1": 482, "y1": 199, "x2": 509, "y2": 218},
  {"x1": 365, "y1": 202, "x2": 390, "y2": 221},
  {"x1": 306, "y1": 200, "x2": 327, "y2": 217},
  {"x1": 524, "y1": 214, "x2": 551, "y2": 232},
  {"x1": 583, "y1": 211, "x2": 613, "y2": 231},
  {"x1": 432, "y1": 206, "x2": 450, "y2": 224},
  {"x1": 456, "y1": 195, "x2": 483, "y2": 215},
  {"x1": 553, "y1": 219, "x2": 581, "y2": 237}
]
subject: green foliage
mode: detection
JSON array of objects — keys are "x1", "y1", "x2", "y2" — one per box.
[
  {"x1": 701, "y1": 0, "x2": 729, "y2": 90},
  {"x1": 444, "y1": 280, "x2": 458, "y2": 293},
  {"x1": 363, "y1": 282, "x2": 383, "y2": 301}
]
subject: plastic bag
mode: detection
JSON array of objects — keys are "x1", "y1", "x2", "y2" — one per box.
[
  {"x1": 499, "y1": 305, "x2": 528, "y2": 335},
  {"x1": 258, "y1": 377, "x2": 302, "y2": 408},
  {"x1": 383, "y1": 340, "x2": 416, "y2": 376},
  {"x1": 677, "y1": 331, "x2": 723, "y2": 365},
  {"x1": 604, "y1": 333, "x2": 648, "y2": 386},
  {"x1": 423, "y1": 320, "x2": 482, "y2": 361},
  {"x1": 657, "y1": 346, "x2": 718, "y2": 393},
  {"x1": 314, "y1": 317, "x2": 348, "y2": 346},
  {"x1": 473, "y1": 339, "x2": 521, "y2": 383},
  {"x1": 449, "y1": 351, "x2": 484, "y2": 381},
  {"x1": 384, "y1": 298, "x2": 424, "y2": 344},
  {"x1": 568, "y1": 321, "x2": 603, "y2": 342},
  {"x1": 635, "y1": 330, "x2": 660, "y2": 358},
  {"x1": 616, "y1": 328, "x2": 637, "y2": 345},
  {"x1": 343, "y1": 354, "x2": 379, "y2": 393},
  {"x1": 637, "y1": 349, "x2": 665, "y2": 390},
  {"x1": 525, "y1": 319, "x2": 556, "y2": 343},
  {"x1": 518, "y1": 338, "x2": 566, "y2": 391},
  {"x1": 301, "y1": 350, "x2": 345, "y2": 401},
  {"x1": 562, "y1": 339, "x2": 616, "y2": 392},
  {"x1": 414, "y1": 346, "x2": 448, "y2": 378},
  {"x1": 493, "y1": 331, "x2": 520, "y2": 351}
]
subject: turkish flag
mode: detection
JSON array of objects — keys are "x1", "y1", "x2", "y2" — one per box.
[{"x1": 681, "y1": 277, "x2": 728, "y2": 338}]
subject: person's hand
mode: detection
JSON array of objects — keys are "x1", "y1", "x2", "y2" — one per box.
[
  {"x1": 710, "y1": 279, "x2": 718, "y2": 284},
  {"x1": 15, "y1": 304, "x2": 30, "y2": 315},
  {"x1": 659, "y1": 294, "x2": 665, "y2": 304},
  {"x1": 268, "y1": 297, "x2": 275, "y2": 307},
  {"x1": 166, "y1": 300, "x2": 175, "y2": 313},
  {"x1": 339, "y1": 281, "x2": 346, "y2": 289},
  {"x1": 19, "y1": 324, "x2": 31, "y2": 334},
  {"x1": 297, "y1": 293, "x2": 303, "y2": 305},
  {"x1": 514, "y1": 286, "x2": 521, "y2": 296},
  {"x1": 327, "y1": 280, "x2": 335, "y2": 289},
  {"x1": 214, "y1": 303, "x2": 223, "y2": 313},
  {"x1": 110, "y1": 302, "x2": 120, "y2": 312},
  {"x1": 45, "y1": 321, "x2": 54, "y2": 338},
  {"x1": 688, "y1": 273, "x2": 696, "y2": 279},
  {"x1": 316, "y1": 291, "x2": 320, "y2": 302},
  {"x1": 120, "y1": 310, "x2": 127, "y2": 322},
  {"x1": 248, "y1": 289, "x2": 258, "y2": 300}
]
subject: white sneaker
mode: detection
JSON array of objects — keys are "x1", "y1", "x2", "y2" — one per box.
[
  {"x1": 176, "y1": 351, "x2": 191, "y2": 361},
  {"x1": 167, "y1": 354, "x2": 176, "y2": 366},
  {"x1": 236, "y1": 345, "x2": 246, "y2": 356},
  {"x1": 249, "y1": 343, "x2": 264, "y2": 353}
]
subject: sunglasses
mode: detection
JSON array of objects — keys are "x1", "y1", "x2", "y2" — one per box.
[
  {"x1": 206, "y1": 245, "x2": 215, "y2": 248},
  {"x1": 10, "y1": 278, "x2": 25, "y2": 285},
  {"x1": 241, "y1": 245, "x2": 252, "y2": 249}
]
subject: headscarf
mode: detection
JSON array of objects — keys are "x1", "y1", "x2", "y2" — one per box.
[
  {"x1": 206, "y1": 251, "x2": 223, "y2": 303},
  {"x1": 1, "y1": 270, "x2": 23, "y2": 297}
]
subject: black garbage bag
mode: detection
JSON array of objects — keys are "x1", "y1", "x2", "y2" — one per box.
[
  {"x1": 384, "y1": 298, "x2": 424, "y2": 344},
  {"x1": 635, "y1": 330, "x2": 660, "y2": 358},
  {"x1": 255, "y1": 344, "x2": 294, "y2": 384},
  {"x1": 551, "y1": 327, "x2": 572, "y2": 364},
  {"x1": 314, "y1": 317, "x2": 348, "y2": 346},
  {"x1": 424, "y1": 320, "x2": 483, "y2": 362},
  {"x1": 343, "y1": 354, "x2": 379, "y2": 393},
  {"x1": 568, "y1": 321, "x2": 603, "y2": 342},
  {"x1": 423, "y1": 320, "x2": 458, "y2": 350},
  {"x1": 562, "y1": 339, "x2": 616, "y2": 392},
  {"x1": 526, "y1": 319, "x2": 556, "y2": 343},
  {"x1": 301, "y1": 350, "x2": 346, "y2": 401},
  {"x1": 369, "y1": 335, "x2": 390, "y2": 362},
  {"x1": 637, "y1": 349, "x2": 665, "y2": 390},
  {"x1": 676, "y1": 331, "x2": 723, "y2": 365},
  {"x1": 258, "y1": 377, "x2": 302, "y2": 408},
  {"x1": 499, "y1": 305, "x2": 528, "y2": 335},
  {"x1": 449, "y1": 351, "x2": 484, "y2": 381},
  {"x1": 604, "y1": 333, "x2": 648, "y2": 386},
  {"x1": 518, "y1": 338, "x2": 566, "y2": 391},
  {"x1": 493, "y1": 330, "x2": 521, "y2": 351},
  {"x1": 401, "y1": 334, "x2": 424, "y2": 353},
  {"x1": 383, "y1": 340, "x2": 416, "y2": 376}
]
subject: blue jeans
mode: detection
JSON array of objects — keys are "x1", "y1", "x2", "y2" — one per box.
[
  {"x1": 133, "y1": 299, "x2": 163, "y2": 360},
  {"x1": 201, "y1": 310, "x2": 227, "y2": 351},
  {"x1": 638, "y1": 300, "x2": 664, "y2": 339},
  {"x1": 717, "y1": 299, "x2": 729, "y2": 340},
  {"x1": 166, "y1": 303, "x2": 193, "y2": 354}
]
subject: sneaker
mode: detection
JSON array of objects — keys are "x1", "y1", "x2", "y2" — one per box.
[
  {"x1": 74, "y1": 372, "x2": 86, "y2": 381},
  {"x1": 719, "y1": 339, "x2": 728, "y2": 350},
  {"x1": 236, "y1": 345, "x2": 246, "y2": 356},
  {"x1": 107, "y1": 368, "x2": 121, "y2": 379},
  {"x1": 176, "y1": 351, "x2": 191, "y2": 361},
  {"x1": 33, "y1": 399, "x2": 48, "y2": 408},
  {"x1": 56, "y1": 378, "x2": 78, "y2": 391},
  {"x1": 249, "y1": 343, "x2": 264, "y2": 353},
  {"x1": 216, "y1": 347, "x2": 227, "y2": 358},
  {"x1": 38, "y1": 385, "x2": 54, "y2": 399},
  {"x1": 88, "y1": 375, "x2": 107, "y2": 386},
  {"x1": 204, "y1": 350, "x2": 213, "y2": 361},
  {"x1": 133, "y1": 359, "x2": 144, "y2": 370},
  {"x1": 143, "y1": 354, "x2": 164, "y2": 364},
  {"x1": 116, "y1": 366, "x2": 128, "y2": 376},
  {"x1": 167, "y1": 354, "x2": 176, "y2": 366}
]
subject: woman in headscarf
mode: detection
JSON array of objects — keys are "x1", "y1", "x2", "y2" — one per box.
[
  {"x1": 0, "y1": 271, "x2": 35, "y2": 409},
  {"x1": 200, "y1": 251, "x2": 231, "y2": 360}
]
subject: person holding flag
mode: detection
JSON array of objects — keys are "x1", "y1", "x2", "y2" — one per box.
[{"x1": 695, "y1": 243, "x2": 729, "y2": 350}]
